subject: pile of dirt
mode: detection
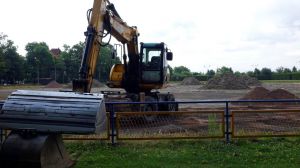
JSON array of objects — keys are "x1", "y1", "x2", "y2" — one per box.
[
  {"x1": 203, "y1": 73, "x2": 249, "y2": 89},
  {"x1": 268, "y1": 89, "x2": 298, "y2": 99},
  {"x1": 241, "y1": 87, "x2": 270, "y2": 100},
  {"x1": 181, "y1": 77, "x2": 201, "y2": 85},
  {"x1": 44, "y1": 80, "x2": 62, "y2": 88},
  {"x1": 240, "y1": 87, "x2": 299, "y2": 100},
  {"x1": 238, "y1": 87, "x2": 299, "y2": 106},
  {"x1": 240, "y1": 75, "x2": 261, "y2": 86}
]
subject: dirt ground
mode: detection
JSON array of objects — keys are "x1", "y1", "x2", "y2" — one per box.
[{"x1": 1, "y1": 82, "x2": 300, "y2": 101}]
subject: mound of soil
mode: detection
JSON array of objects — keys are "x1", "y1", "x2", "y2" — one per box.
[
  {"x1": 45, "y1": 80, "x2": 62, "y2": 88},
  {"x1": 238, "y1": 87, "x2": 299, "y2": 106},
  {"x1": 267, "y1": 89, "x2": 299, "y2": 99},
  {"x1": 181, "y1": 77, "x2": 201, "y2": 85},
  {"x1": 240, "y1": 87, "x2": 299, "y2": 100},
  {"x1": 203, "y1": 73, "x2": 249, "y2": 89},
  {"x1": 240, "y1": 75, "x2": 261, "y2": 86},
  {"x1": 241, "y1": 87, "x2": 270, "y2": 100}
]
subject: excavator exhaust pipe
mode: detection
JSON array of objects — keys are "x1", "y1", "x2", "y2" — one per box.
[{"x1": 0, "y1": 90, "x2": 107, "y2": 168}]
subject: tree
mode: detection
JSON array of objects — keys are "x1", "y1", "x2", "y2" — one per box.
[
  {"x1": 283, "y1": 68, "x2": 291, "y2": 73},
  {"x1": 276, "y1": 67, "x2": 284, "y2": 73},
  {"x1": 61, "y1": 43, "x2": 84, "y2": 83},
  {"x1": 253, "y1": 68, "x2": 260, "y2": 77},
  {"x1": 95, "y1": 45, "x2": 121, "y2": 82},
  {"x1": 292, "y1": 66, "x2": 297, "y2": 72},
  {"x1": 216, "y1": 66, "x2": 233, "y2": 75},
  {"x1": 260, "y1": 67, "x2": 272, "y2": 80},
  {"x1": 25, "y1": 42, "x2": 54, "y2": 83},
  {"x1": 206, "y1": 69, "x2": 215, "y2": 77},
  {"x1": 173, "y1": 66, "x2": 191, "y2": 75},
  {"x1": 0, "y1": 34, "x2": 25, "y2": 84}
]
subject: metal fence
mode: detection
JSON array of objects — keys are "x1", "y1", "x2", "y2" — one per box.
[{"x1": 1, "y1": 99, "x2": 300, "y2": 144}]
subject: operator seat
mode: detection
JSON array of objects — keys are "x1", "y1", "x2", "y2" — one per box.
[{"x1": 150, "y1": 56, "x2": 161, "y2": 70}]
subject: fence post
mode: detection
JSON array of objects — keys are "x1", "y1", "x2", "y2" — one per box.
[
  {"x1": 110, "y1": 104, "x2": 116, "y2": 146},
  {"x1": 225, "y1": 102, "x2": 231, "y2": 143},
  {"x1": 0, "y1": 129, "x2": 2, "y2": 143}
]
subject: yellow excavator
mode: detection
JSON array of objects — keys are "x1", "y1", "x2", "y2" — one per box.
[
  {"x1": 0, "y1": 0, "x2": 175, "y2": 167},
  {"x1": 73, "y1": 0, "x2": 176, "y2": 109}
]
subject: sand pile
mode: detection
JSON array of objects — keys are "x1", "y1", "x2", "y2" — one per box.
[
  {"x1": 203, "y1": 73, "x2": 250, "y2": 89},
  {"x1": 44, "y1": 80, "x2": 62, "y2": 88},
  {"x1": 181, "y1": 77, "x2": 201, "y2": 85}
]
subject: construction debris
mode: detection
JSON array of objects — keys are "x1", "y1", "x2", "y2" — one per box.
[{"x1": 181, "y1": 77, "x2": 201, "y2": 85}]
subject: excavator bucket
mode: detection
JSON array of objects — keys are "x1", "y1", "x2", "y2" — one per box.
[
  {"x1": 0, "y1": 131, "x2": 74, "y2": 168},
  {"x1": 0, "y1": 90, "x2": 107, "y2": 168},
  {"x1": 0, "y1": 90, "x2": 107, "y2": 134}
]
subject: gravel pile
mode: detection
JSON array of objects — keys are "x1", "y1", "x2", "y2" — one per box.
[{"x1": 203, "y1": 73, "x2": 250, "y2": 89}]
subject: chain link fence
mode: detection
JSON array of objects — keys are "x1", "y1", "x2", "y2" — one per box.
[
  {"x1": 116, "y1": 111, "x2": 224, "y2": 140},
  {"x1": 232, "y1": 109, "x2": 300, "y2": 137}
]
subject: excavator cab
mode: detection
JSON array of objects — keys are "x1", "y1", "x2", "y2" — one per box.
[{"x1": 140, "y1": 42, "x2": 172, "y2": 85}]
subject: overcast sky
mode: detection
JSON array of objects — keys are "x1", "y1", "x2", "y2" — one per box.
[{"x1": 1, "y1": 0, "x2": 300, "y2": 72}]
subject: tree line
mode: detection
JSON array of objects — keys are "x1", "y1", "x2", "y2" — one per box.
[
  {"x1": 1, "y1": 33, "x2": 300, "y2": 85},
  {"x1": 0, "y1": 33, "x2": 120, "y2": 84},
  {"x1": 170, "y1": 66, "x2": 300, "y2": 81}
]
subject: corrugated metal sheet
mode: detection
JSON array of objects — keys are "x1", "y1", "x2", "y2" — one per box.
[{"x1": 0, "y1": 90, "x2": 106, "y2": 134}]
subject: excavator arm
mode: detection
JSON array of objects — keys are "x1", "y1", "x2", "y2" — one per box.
[{"x1": 73, "y1": 0, "x2": 139, "y2": 93}]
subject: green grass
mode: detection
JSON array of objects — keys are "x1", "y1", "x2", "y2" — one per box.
[
  {"x1": 260, "y1": 80, "x2": 300, "y2": 84},
  {"x1": 66, "y1": 138, "x2": 300, "y2": 168}
]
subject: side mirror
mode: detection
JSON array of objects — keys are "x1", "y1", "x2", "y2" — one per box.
[
  {"x1": 111, "y1": 49, "x2": 117, "y2": 59},
  {"x1": 166, "y1": 52, "x2": 173, "y2": 61}
]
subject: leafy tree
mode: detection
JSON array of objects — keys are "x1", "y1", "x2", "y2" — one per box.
[
  {"x1": 276, "y1": 67, "x2": 284, "y2": 73},
  {"x1": 253, "y1": 68, "x2": 260, "y2": 77},
  {"x1": 95, "y1": 45, "x2": 121, "y2": 82},
  {"x1": 283, "y1": 68, "x2": 291, "y2": 73},
  {"x1": 173, "y1": 66, "x2": 191, "y2": 75},
  {"x1": 246, "y1": 71, "x2": 254, "y2": 77},
  {"x1": 292, "y1": 66, "x2": 297, "y2": 72},
  {"x1": 260, "y1": 67, "x2": 272, "y2": 80},
  {"x1": 216, "y1": 66, "x2": 233, "y2": 75},
  {"x1": 206, "y1": 69, "x2": 215, "y2": 77},
  {"x1": 61, "y1": 43, "x2": 84, "y2": 83},
  {"x1": 25, "y1": 42, "x2": 54, "y2": 83},
  {"x1": 0, "y1": 34, "x2": 24, "y2": 84}
]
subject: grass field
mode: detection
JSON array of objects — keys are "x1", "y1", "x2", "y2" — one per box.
[
  {"x1": 260, "y1": 80, "x2": 300, "y2": 84},
  {"x1": 66, "y1": 138, "x2": 300, "y2": 168}
]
